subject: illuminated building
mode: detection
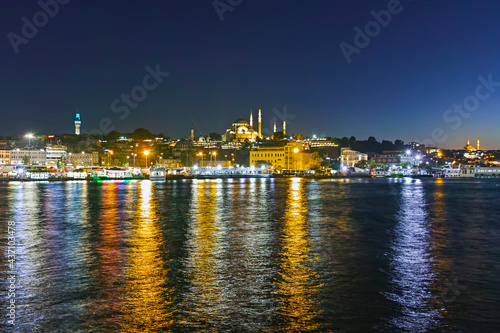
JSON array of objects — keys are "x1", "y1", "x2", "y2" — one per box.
[
  {"x1": 463, "y1": 137, "x2": 477, "y2": 151},
  {"x1": 250, "y1": 142, "x2": 314, "y2": 170},
  {"x1": 0, "y1": 150, "x2": 11, "y2": 164},
  {"x1": 371, "y1": 151, "x2": 414, "y2": 166},
  {"x1": 45, "y1": 145, "x2": 67, "y2": 167},
  {"x1": 74, "y1": 113, "x2": 81, "y2": 135},
  {"x1": 67, "y1": 152, "x2": 99, "y2": 167},
  {"x1": 463, "y1": 137, "x2": 482, "y2": 159},
  {"x1": 10, "y1": 149, "x2": 46, "y2": 165},
  {"x1": 222, "y1": 110, "x2": 260, "y2": 142},
  {"x1": 340, "y1": 148, "x2": 368, "y2": 168}
]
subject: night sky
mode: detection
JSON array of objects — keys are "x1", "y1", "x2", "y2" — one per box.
[{"x1": 2, "y1": 0, "x2": 500, "y2": 148}]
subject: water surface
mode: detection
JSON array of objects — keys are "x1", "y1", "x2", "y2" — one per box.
[{"x1": 1, "y1": 178, "x2": 499, "y2": 332}]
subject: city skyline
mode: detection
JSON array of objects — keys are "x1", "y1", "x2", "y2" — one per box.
[{"x1": 2, "y1": 1, "x2": 500, "y2": 149}]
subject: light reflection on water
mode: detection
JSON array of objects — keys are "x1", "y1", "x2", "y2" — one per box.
[
  {"x1": 386, "y1": 179, "x2": 438, "y2": 331},
  {"x1": 180, "y1": 179, "x2": 229, "y2": 330},
  {"x1": 275, "y1": 178, "x2": 322, "y2": 331},
  {"x1": 120, "y1": 180, "x2": 173, "y2": 332},
  {"x1": 0, "y1": 178, "x2": 499, "y2": 332}
]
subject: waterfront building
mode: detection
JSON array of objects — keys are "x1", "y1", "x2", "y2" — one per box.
[
  {"x1": 10, "y1": 149, "x2": 47, "y2": 165},
  {"x1": 340, "y1": 148, "x2": 368, "y2": 168},
  {"x1": 46, "y1": 145, "x2": 67, "y2": 167},
  {"x1": 157, "y1": 158, "x2": 182, "y2": 169},
  {"x1": 67, "y1": 152, "x2": 99, "y2": 167},
  {"x1": 371, "y1": 151, "x2": 413, "y2": 166},
  {"x1": 0, "y1": 150, "x2": 11, "y2": 164},
  {"x1": 250, "y1": 142, "x2": 312, "y2": 170}
]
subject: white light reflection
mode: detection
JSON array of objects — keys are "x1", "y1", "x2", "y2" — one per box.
[{"x1": 386, "y1": 179, "x2": 439, "y2": 330}]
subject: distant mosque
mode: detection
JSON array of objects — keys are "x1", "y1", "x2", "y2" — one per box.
[
  {"x1": 221, "y1": 109, "x2": 286, "y2": 142},
  {"x1": 463, "y1": 137, "x2": 480, "y2": 151}
]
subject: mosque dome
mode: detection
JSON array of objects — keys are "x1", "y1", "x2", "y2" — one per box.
[{"x1": 175, "y1": 139, "x2": 194, "y2": 149}]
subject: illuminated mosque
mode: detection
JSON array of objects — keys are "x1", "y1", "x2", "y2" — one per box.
[
  {"x1": 222, "y1": 109, "x2": 286, "y2": 143},
  {"x1": 463, "y1": 137, "x2": 482, "y2": 159},
  {"x1": 463, "y1": 137, "x2": 480, "y2": 151}
]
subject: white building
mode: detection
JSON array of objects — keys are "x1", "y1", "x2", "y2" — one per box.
[
  {"x1": 10, "y1": 149, "x2": 46, "y2": 166},
  {"x1": 340, "y1": 148, "x2": 368, "y2": 168},
  {"x1": 46, "y1": 145, "x2": 67, "y2": 167}
]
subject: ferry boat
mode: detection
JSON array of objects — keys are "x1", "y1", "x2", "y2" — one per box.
[
  {"x1": 149, "y1": 166, "x2": 166, "y2": 181},
  {"x1": 373, "y1": 168, "x2": 388, "y2": 177},
  {"x1": 90, "y1": 167, "x2": 144, "y2": 181}
]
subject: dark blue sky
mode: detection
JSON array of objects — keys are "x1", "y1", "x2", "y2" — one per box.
[{"x1": 2, "y1": 0, "x2": 500, "y2": 148}]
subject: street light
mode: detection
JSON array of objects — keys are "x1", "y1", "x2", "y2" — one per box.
[
  {"x1": 198, "y1": 151, "x2": 204, "y2": 167},
  {"x1": 108, "y1": 150, "x2": 113, "y2": 166},
  {"x1": 212, "y1": 151, "x2": 216, "y2": 166},
  {"x1": 293, "y1": 147, "x2": 299, "y2": 171},
  {"x1": 26, "y1": 133, "x2": 34, "y2": 147},
  {"x1": 144, "y1": 150, "x2": 150, "y2": 168}
]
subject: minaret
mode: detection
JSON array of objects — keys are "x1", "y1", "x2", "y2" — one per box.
[
  {"x1": 190, "y1": 123, "x2": 194, "y2": 142},
  {"x1": 74, "y1": 113, "x2": 81, "y2": 135},
  {"x1": 467, "y1": 137, "x2": 470, "y2": 146},
  {"x1": 258, "y1": 108, "x2": 262, "y2": 138},
  {"x1": 477, "y1": 137, "x2": 480, "y2": 150},
  {"x1": 273, "y1": 120, "x2": 277, "y2": 133},
  {"x1": 249, "y1": 110, "x2": 253, "y2": 128},
  {"x1": 283, "y1": 120, "x2": 286, "y2": 136}
]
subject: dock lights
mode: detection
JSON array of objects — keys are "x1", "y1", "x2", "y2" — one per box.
[
  {"x1": 293, "y1": 148, "x2": 299, "y2": 153},
  {"x1": 144, "y1": 150, "x2": 150, "y2": 167}
]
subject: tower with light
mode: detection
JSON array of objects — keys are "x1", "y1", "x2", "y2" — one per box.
[
  {"x1": 258, "y1": 108, "x2": 262, "y2": 138},
  {"x1": 74, "y1": 113, "x2": 81, "y2": 135}
]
